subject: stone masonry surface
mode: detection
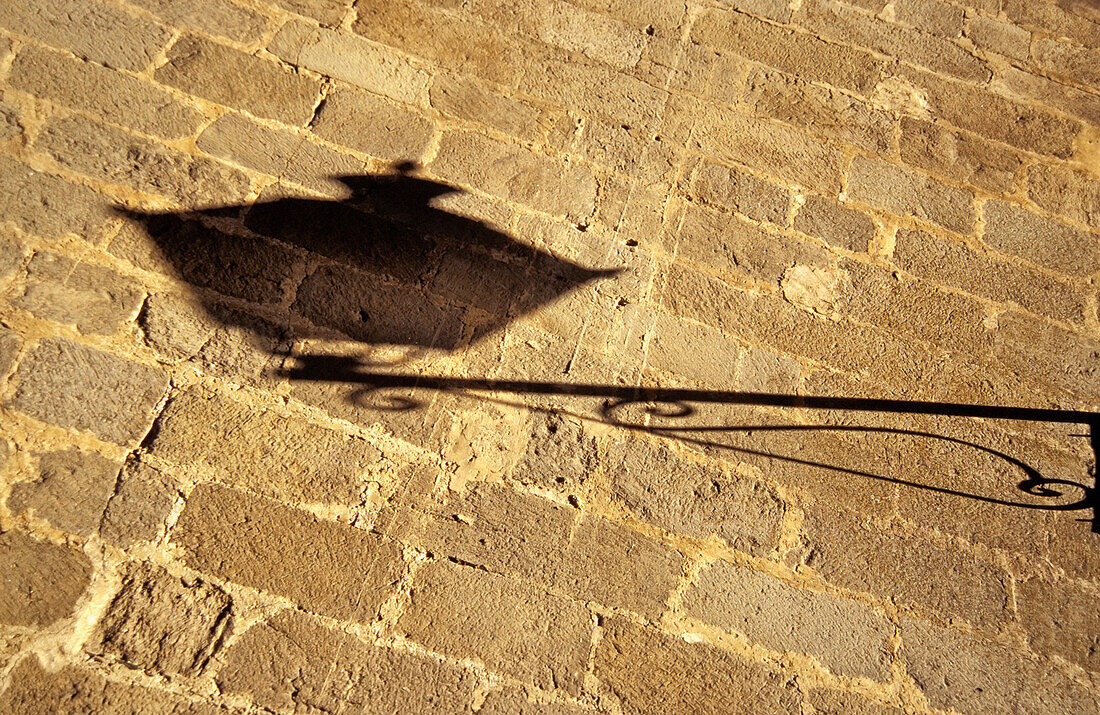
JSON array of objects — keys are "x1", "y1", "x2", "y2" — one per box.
[{"x1": 0, "y1": 0, "x2": 1098, "y2": 713}]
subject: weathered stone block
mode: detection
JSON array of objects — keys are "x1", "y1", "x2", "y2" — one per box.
[
  {"x1": 9, "y1": 45, "x2": 203, "y2": 139},
  {"x1": 808, "y1": 689, "x2": 904, "y2": 715},
  {"x1": 607, "y1": 436, "x2": 786, "y2": 555},
  {"x1": 100, "y1": 458, "x2": 179, "y2": 547},
  {"x1": 9, "y1": 338, "x2": 167, "y2": 445},
  {"x1": 794, "y1": 194, "x2": 876, "y2": 253},
  {"x1": 552, "y1": 514, "x2": 683, "y2": 617},
  {"x1": 691, "y1": 159, "x2": 791, "y2": 225},
  {"x1": 399, "y1": 560, "x2": 591, "y2": 694},
  {"x1": 0, "y1": 657, "x2": 224, "y2": 714},
  {"x1": 0, "y1": 156, "x2": 114, "y2": 241},
  {"x1": 35, "y1": 117, "x2": 249, "y2": 206},
  {"x1": 743, "y1": 68, "x2": 892, "y2": 153},
  {"x1": 900, "y1": 616, "x2": 1098, "y2": 713},
  {"x1": 173, "y1": 483, "x2": 404, "y2": 623},
  {"x1": 148, "y1": 388, "x2": 382, "y2": 505},
  {"x1": 893, "y1": 228, "x2": 1085, "y2": 324},
  {"x1": 1032, "y1": 37, "x2": 1100, "y2": 87},
  {"x1": 802, "y1": 503, "x2": 1010, "y2": 629},
  {"x1": 966, "y1": 15, "x2": 1031, "y2": 60},
  {"x1": 0, "y1": 0, "x2": 172, "y2": 71},
  {"x1": 535, "y1": 0, "x2": 647, "y2": 69},
  {"x1": 14, "y1": 252, "x2": 144, "y2": 335},
  {"x1": 128, "y1": 0, "x2": 268, "y2": 42},
  {"x1": 645, "y1": 311, "x2": 741, "y2": 385},
  {"x1": 270, "y1": 20, "x2": 429, "y2": 105},
  {"x1": 9, "y1": 449, "x2": 121, "y2": 537},
  {"x1": 0, "y1": 326, "x2": 22, "y2": 379},
  {"x1": 594, "y1": 617, "x2": 800, "y2": 714},
  {"x1": 692, "y1": 7, "x2": 883, "y2": 94},
  {"x1": 512, "y1": 412, "x2": 599, "y2": 492},
  {"x1": 430, "y1": 73, "x2": 548, "y2": 142},
  {"x1": 431, "y1": 131, "x2": 596, "y2": 220},
  {"x1": 899, "y1": 117, "x2": 1021, "y2": 195},
  {"x1": 311, "y1": 87, "x2": 434, "y2": 161},
  {"x1": 892, "y1": 0, "x2": 963, "y2": 38},
  {"x1": 797, "y1": 0, "x2": 987, "y2": 82},
  {"x1": 675, "y1": 204, "x2": 830, "y2": 285},
  {"x1": 218, "y1": 609, "x2": 475, "y2": 712},
  {"x1": 0, "y1": 531, "x2": 91, "y2": 627},
  {"x1": 848, "y1": 156, "x2": 975, "y2": 234},
  {"x1": 693, "y1": 108, "x2": 845, "y2": 194},
  {"x1": 90, "y1": 562, "x2": 231, "y2": 676},
  {"x1": 394, "y1": 482, "x2": 573, "y2": 581},
  {"x1": 1027, "y1": 163, "x2": 1100, "y2": 231},
  {"x1": 983, "y1": 200, "x2": 1099, "y2": 277},
  {"x1": 156, "y1": 35, "x2": 321, "y2": 125},
  {"x1": 683, "y1": 561, "x2": 893, "y2": 679},
  {"x1": 196, "y1": 114, "x2": 361, "y2": 197},
  {"x1": 893, "y1": 65, "x2": 1080, "y2": 158},
  {"x1": 1017, "y1": 576, "x2": 1100, "y2": 674},
  {"x1": 354, "y1": 1, "x2": 522, "y2": 86},
  {"x1": 271, "y1": 0, "x2": 351, "y2": 26}
]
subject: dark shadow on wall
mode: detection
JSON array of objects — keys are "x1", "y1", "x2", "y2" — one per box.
[
  {"x1": 120, "y1": 162, "x2": 1100, "y2": 534},
  {"x1": 118, "y1": 161, "x2": 618, "y2": 351}
]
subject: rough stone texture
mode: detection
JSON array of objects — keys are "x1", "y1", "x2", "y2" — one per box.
[
  {"x1": 100, "y1": 458, "x2": 179, "y2": 547},
  {"x1": 14, "y1": 252, "x2": 144, "y2": 334},
  {"x1": 893, "y1": 228, "x2": 1084, "y2": 323},
  {"x1": 513, "y1": 412, "x2": 599, "y2": 492},
  {"x1": 1016, "y1": 577, "x2": 1100, "y2": 674},
  {"x1": 0, "y1": 156, "x2": 114, "y2": 241},
  {"x1": 983, "y1": 200, "x2": 1100, "y2": 276},
  {"x1": 0, "y1": 657, "x2": 227, "y2": 714},
  {"x1": 802, "y1": 503, "x2": 1010, "y2": 629},
  {"x1": 8, "y1": 449, "x2": 121, "y2": 537},
  {"x1": 90, "y1": 562, "x2": 231, "y2": 676},
  {"x1": 156, "y1": 35, "x2": 322, "y2": 126},
  {"x1": 900, "y1": 616, "x2": 1100, "y2": 714},
  {"x1": 743, "y1": 68, "x2": 892, "y2": 153},
  {"x1": 270, "y1": 20, "x2": 430, "y2": 105},
  {"x1": 399, "y1": 560, "x2": 591, "y2": 694},
  {"x1": 432, "y1": 131, "x2": 596, "y2": 220},
  {"x1": 0, "y1": 531, "x2": 91, "y2": 627},
  {"x1": 148, "y1": 388, "x2": 383, "y2": 507},
  {"x1": 607, "y1": 436, "x2": 786, "y2": 555},
  {"x1": 1027, "y1": 162, "x2": 1100, "y2": 230},
  {"x1": 173, "y1": 483, "x2": 405, "y2": 623},
  {"x1": 595, "y1": 617, "x2": 801, "y2": 714},
  {"x1": 552, "y1": 513, "x2": 684, "y2": 617},
  {"x1": 690, "y1": 159, "x2": 791, "y2": 225},
  {"x1": 129, "y1": 0, "x2": 268, "y2": 42},
  {"x1": 196, "y1": 113, "x2": 363, "y2": 196},
  {"x1": 899, "y1": 117, "x2": 1021, "y2": 194},
  {"x1": 311, "y1": 86, "x2": 435, "y2": 160},
  {"x1": 1, "y1": 0, "x2": 1099, "y2": 710},
  {"x1": 0, "y1": 0, "x2": 172, "y2": 71},
  {"x1": 218, "y1": 608, "x2": 475, "y2": 712},
  {"x1": 8, "y1": 45, "x2": 204, "y2": 140},
  {"x1": 848, "y1": 156, "x2": 975, "y2": 233},
  {"x1": 35, "y1": 116, "x2": 250, "y2": 205},
  {"x1": 683, "y1": 561, "x2": 893, "y2": 679},
  {"x1": 675, "y1": 203, "x2": 830, "y2": 285},
  {"x1": 9, "y1": 338, "x2": 167, "y2": 445},
  {"x1": 794, "y1": 194, "x2": 877, "y2": 252}
]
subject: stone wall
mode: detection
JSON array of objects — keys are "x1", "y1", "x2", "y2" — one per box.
[{"x1": 0, "y1": 0, "x2": 1098, "y2": 712}]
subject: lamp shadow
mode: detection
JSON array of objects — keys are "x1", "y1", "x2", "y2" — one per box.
[{"x1": 119, "y1": 161, "x2": 1099, "y2": 533}]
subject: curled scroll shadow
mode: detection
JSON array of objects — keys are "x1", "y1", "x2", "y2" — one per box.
[
  {"x1": 281, "y1": 361, "x2": 1098, "y2": 526},
  {"x1": 599, "y1": 397, "x2": 1095, "y2": 513}
]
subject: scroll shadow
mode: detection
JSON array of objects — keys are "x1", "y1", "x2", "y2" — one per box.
[{"x1": 278, "y1": 358, "x2": 1100, "y2": 533}]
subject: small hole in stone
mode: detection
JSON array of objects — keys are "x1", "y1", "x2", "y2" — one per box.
[
  {"x1": 625, "y1": 238, "x2": 638, "y2": 247},
  {"x1": 358, "y1": 310, "x2": 370, "y2": 322},
  {"x1": 645, "y1": 25, "x2": 655, "y2": 35}
]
